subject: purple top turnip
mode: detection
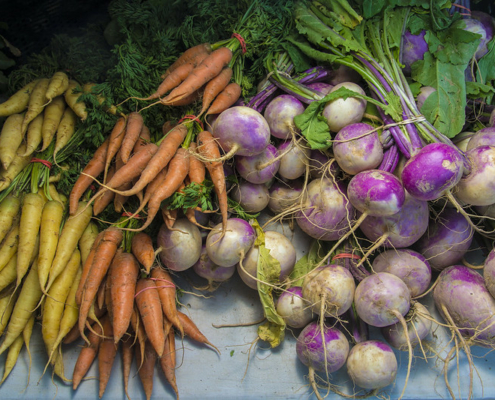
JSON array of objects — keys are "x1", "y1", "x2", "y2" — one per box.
[
  {"x1": 268, "y1": 179, "x2": 304, "y2": 214},
  {"x1": 277, "y1": 140, "x2": 311, "y2": 180},
  {"x1": 401, "y1": 30, "x2": 427, "y2": 75},
  {"x1": 263, "y1": 94, "x2": 305, "y2": 139},
  {"x1": 276, "y1": 287, "x2": 313, "y2": 329},
  {"x1": 231, "y1": 181, "x2": 270, "y2": 213},
  {"x1": 235, "y1": 144, "x2": 280, "y2": 184},
  {"x1": 467, "y1": 126, "x2": 495, "y2": 151}
]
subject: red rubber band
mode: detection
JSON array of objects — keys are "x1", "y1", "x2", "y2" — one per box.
[
  {"x1": 178, "y1": 114, "x2": 204, "y2": 130},
  {"x1": 331, "y1": 253, "x2": 361, "y2": 261},
  {"x1": 30, "y1": 158, "x2": 52, "y2": 169},
  {"x1": 134, "y1": 283, "x2": 175, "y2": 298},
  {"x1": 451, "y1": 3, "x2": 471, "y2": 16},
  {"x1": 150, "y1": 277, "x2": 176, "y2": 289},
  {"x1": 121, "y1": 211, "x2": 143, "y2": 219},
  {"x1": 231, "y1": 32, "x2": 247, "y2": 54}
]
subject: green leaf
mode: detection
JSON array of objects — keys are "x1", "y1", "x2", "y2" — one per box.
[
  {"x1": 477, "y1": 39, "x2": 495, "y2": 84},
  {"x1": 258, "y1": 321, "x2": 285, "y2": 348},
  {"x1": 316, "y1": 0, "x2": 363, "y2": 28},
  {"x1": 428, "y1": 24, "x2": 481, "y2": 66},
  {"x1": 412, "y1": 52, "x2": 466, "y2": 137},
  {"x1": 466, "y1": 81, "x2": 495, "y2": 99},
  {"x1": 289, "y1": 240, "x2": 323, "y2": 287}
]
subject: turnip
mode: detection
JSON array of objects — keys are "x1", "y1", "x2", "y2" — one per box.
[
  {"x1": 237, "y1": 230, "x2": 296, "y2": 290},
  {"x1": 211, "y1": 106, "x2": 271, "y2": 157},
  {"x1": 401, "y1": 143, "x2": 464, "y2": 202},
  {"x1": 157, "y1": 218, "x2": 202, "y2": 271},
  {"x1": 414, "y1": 207, "x2": 474, "y2": 271},
  {"x1": 205, "y1": 218, "x2": 256, "y2": 267},
  {"x1": 276, "y1": 286, "x2": 313, "y2": 328},
  {"x1": 263, "y1": 94, "x2": 305, "y2": 139},
  {"x1": 192, "y1": 244, "x2": 236, "y2": 291},
  {"x1": 234, "y1": 144, "x2": 280, "y2": 184},
  {"x1": 346, "y1": 340, "x2": 398, "y2": 391},
  {"x1": 301, "y1": 264, "x2": 355, "y2": 318},
  {"x1": 453, "y1": 18, "x2": 489, "y2": 60},
  {"x1": 231, "y1": 181, "x2": 270, "y2": 213},
  {"x1": 296, "y1": 321, "x2": 349, "y2": 399},
  {"x1": 466, "y1": 126, "x2": 495, "y2": 150},
  {"x1": 381, "y1": 302, "x2": 432, "y2": 351},
  {"x1": 328, "y1": 65, "x2": 362, "y2": 86},
  {"x1": 454, "y1": 145, "x2": 495, "y2": 206},
  {"x1": 267, "y1": 179, "x2": 304, "y2": 215},
  {"x1": 372, "y1": 249, "x2": 431, "y2": 297},
  {"x1": 484, "y1": 248, "x2": 495, "y2": 298},
  {"x1": 296, "y1": 177, "x2": 355, "y2": 241},
  {"x1": 322, "y1": 82, "x2": 367, "y2": 133},
  {"x1": 277, "y1": 139, "x2": 310, "y2": 180},
  {"x1": 309, "y1": 149, "x2": 339, "y2": 179},
  {"x1": 332, "y1": 122, "x2": 384, "y2": 175},
  {"x1": 401, "y1": 30, "x2": 427, "y2": 75}
]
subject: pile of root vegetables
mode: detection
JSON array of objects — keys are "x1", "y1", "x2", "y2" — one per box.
[{"x1": 1, "y1": 0, "x2": 495, "y2": 399}]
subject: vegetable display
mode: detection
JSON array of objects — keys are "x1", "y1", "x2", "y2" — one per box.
[{"x1": 0, "y1": 0, "x2": 494, "y2": 399}]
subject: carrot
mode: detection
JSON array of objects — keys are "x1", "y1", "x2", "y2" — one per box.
[
  {"x1": 122, "y1": 337, "x2": 133, "y2": 400},
  {"x1": 112, "y1": 124, "x2": 188, "y2": 198},
  {"x1": 196, "y1": 130, "x2": 228, "y2": 238},
  {"x1": 21, "y1": 78, "x2": 50, "y2": 133},
  {"x1": 40, "y1": 95, "x2": 66, "y2": 151},
  {"x1": 0, "y1": 195, "x2": 20, "y2": 245},
  {"x1": 0, "y1": 333, "x2": 24, "y2": 384},
  {"x1": 78, "y1": 221, "x2": 100, "y2": 267},
  {"x1": 69, "y1": 138, "x2": 109, "y2": 215},
  {"x1": 93, "y1": 164, "x2": 116, "y2": 216},
  {"x1": 38, "y1": 199, "x2": 64, "y2": 291},
  {"x1": 83, "y1": 83, "x2": 119, "y2": 116},
  {"x1": 113, "y1": 150, "x2": 132, "y2": 213},
  {"x1": 99, "y1": 276, "x2": 108, "y2": 314},
  {"x1": 135, "y1": 278, "x2": 165, "y2": 357},
  {"x1": 205, "y1": 81, "x2": 242, "y2": 116},
  {"x1": 162, "y1": 207, "x2": 178, "y2": 230},
  {"x1": 72, "y1": 319, "x2": 104, "y2": 390},
  {"x1": 104, "y1": 116, "x2": 127, "y2": 184},
  {"x1": 88, "y1": 142, "x2": 159, "y2": 207},
  {"x1": 21, "y1": 314, "x2": 35, "y2": 387},
  {"x1": 109, "y1": 251, "x2": 139, "y2": 343},
  {"x1": 135, "y1": 339, "x2": 156, "y2": 400},
  {"x1": 16, "y1": 192, "x2": 44, "y2": 287},
  {"x1": 177, "y1": 309, "x2": 220, "y2": 353},
  {"x1": 199, "y1": 67, "x2": 233, "y2": 116},
  {"x1": 119, "y1": 112, "x2": 144, "y2": 164},
  {"x1": 160, "y1": 87, "x2": 201, "y2": 107},
  {"x1": 64, "y1": 80, "x2": 87, "y2": 121},
  {"x1": 0, "y1": 144, "x2": 32, "y2": 192},
  {"x1": 0, "y1": 80, "x2": 38, "y2": 117},
  {"x1": 133, "y1": 123, "x2": 151, "y2": 153},
  {"x1": 45, "y1": 71, "x2": 70, "y2": 103},
  {"x1": 162, "y1": 47, "x2": 233, "y2": 105},
  {"x1": 42, "y1": 249, "x2": 81, "y2": 360},
  {"x1": 0, "y1": 224, "x2": 19, "y2": 274},
  {"x1": 98, "y1": 316, "x2": 119, "y2": 398},
  {"x1": 151, "y1": 267, "x2": 183, "y2": 336},
  {"x1": 130, "y1": 305, "x2": 147, "y2": 367},
  {"x1": 0, "y1": 289, "x2": 19, "y2": 336},
  {"x1": 0, "y1": 255, "x2": 17, "y2": 292},
  {"x1": 188, "y1": 142, "x2": 206, "y2": 184},
  {"x1": 52, "y1": 106, "x2": 77, "y2": 162},
  {"x1": 131, "y1": 232, "x2": 155, "y2": 274},
  {"x1": 76, "y1": 230, "x2": 104, "y2": 307},
  {"x1": 78, "y1": 227, "x2": 122, "y2": 343},
  {"x1": 162, "y1": 42, "x2": 212, "y2": 79},
  {"x1": 63, "y1": 306, "x2": 106, "y2": 345},
  {"x1": 159, "y1": 329, "x2": 179, "y2": 399},
  {"x1": 147, "y1": 62, "x2": 195, "y2": 102},
  {"x1": 45, "y1": 200, "x2": 93, "y2": 292},
  {"x1": 128, "y1": 147, "x2": 190, "y2": 232},
  {"x1": 0, "y1": 259, "x2": 42, "y2": 355},
  {"x1": 22, "y1": 113, "x2": 44, "y2": 156},
  {"x1": 0, "y1": 113, "x2": 25, "y2": 170}
]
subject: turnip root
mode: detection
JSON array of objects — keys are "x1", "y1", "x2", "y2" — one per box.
[
  {"x1": 268, "y1": 179, "x2": 304, "y2": 215},
  {"x1": 277, "y1": 140, "x2": 310, "y2": 180},
  {"x1": 322, "y1": 82, "x2": 367, "y2": 132},
  {"x1": 235, "y1": 144, "x2": 280, "y2": 184},
  {"x1": 192, "y1": 244, "x2": 236, "y2": 291},
  {"x1": 276, "y1": 287, "x2": 313, "y2": 329},
  {"x1": 231, "y1": 181, "x2": 270, "y2": 213},
  {"x1": 263, "y1": 94, "x2": 305, "y2": 139}
]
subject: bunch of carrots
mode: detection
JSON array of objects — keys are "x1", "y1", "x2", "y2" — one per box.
[{"x1": 65, "y1": 227, "x2": 218, "y2": 400}]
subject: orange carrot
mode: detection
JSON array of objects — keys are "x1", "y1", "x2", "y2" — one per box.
[
  {"x1": 161, "y1": 207, "x2": 178, "y2": 230},
  {"x1": 78, "y1": 227, "x2": 123, "y2": 343},
  {"x1": 161, "y1": 43, "x2": 212, "y2": 79},
  {"x1": 159, "y1": 329, "x2": 179, "y2": 399},
  {"x1": 185, "y1": 207, "x2": 209, "y2": 230},
  {"x1": 162, "y1": 47, "x2": 233, "y2": 105},
  {"x1": 199, "y1": 67, "x2": 233, "y2": 116},
  {"x1": 129, "y1": 148, "x2": 190, "y2": 232},
  {"x1": 76, "y1": 231, "x2": 104, "y2": 307},
  {"x1": 177, "y1": 310, "x2": 219, "y2": 353},
  {"x1": 72, "y1": 318, "x2": 104, "y2": 390},
  {"x1": 93, "y1": 164, "x2": 116, "y2": 216},
  {"x1": 148, "y1": 63, "x2": 195, "y2": 101},
  {"x1": 98, "y1": 317, "x2": 119, "y2": 399},
  {"x1": 104, "y1": 274, "x2": 114, "y2": 327},
  {"x1": 188, "y1": 142, "x2": 206, "y2": 184},
  {"x1": 121, "y1": 337, "x2": 133, "y2": 400},
  {"x1": 196, "y1": 130, "x2": 227, "y2": 237},
  {"x1": 135, "y1": 339, "x2": 156, "y2": 400},
  {"x1": 130, "y1": 306, "x2": 147, "y2": 368},
  {"x1": 120, "y1": 112, "x2": 144, "y2": 164},
  {"x1": 111, "y1": 124, "x2": 188, "y2": 197},
  {"x1": 97, "y1": 276, "x2": 107, "y2": 312},
  {"x1": 131, "y1": 232, "x2": 155, "y2": 274},
  {"x1": 163, "y1": 315, "x2": 173, "y2": 340},
  {"x1": 205, "y1": 82, "x2": 242, "y2": 116},
  {"x1": 113, "y1": 150, "x2": 132, "y2": 213},
  {"x1": 135, "y1": 278, "x2": 165, "y2": 357},
  {"x1": 104, "y1": 116, "x2": 127, "y2": 183},
  {"x1": 151, "y1": 268, "x2": 183, "y2": 336},
  {"x1": 69, "y1": 138, "x2": 109, "y2": 215},
  {"x1": 109, "y1": 251, "x2": 139, "y2": 343},
  {"x1": 133, "y1": 124, "x2": 151, "y2": 153},
  {"x1": 63, "y1": 307, "x2": 107, "y2": 345},
  {"x1": 162, "y1": 120, "x2": 177, "y2": 136}
]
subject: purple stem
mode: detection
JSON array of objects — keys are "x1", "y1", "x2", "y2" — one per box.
[{"x1": 378, "y1": 144, "x2": 399, "y2": 173}]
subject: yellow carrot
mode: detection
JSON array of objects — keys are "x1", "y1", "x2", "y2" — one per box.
[
  {"x1": 0, "y1": 195, "x2": 20, "y2": 244},
  {"x1": 21, "y1": 78, "x2": 50, "y2": 134},
  {"x1": 78, "y1": 221, "x2": 99, "y2": 268},
  {"x1": 64, "y1": 80, "x2": 87, "y2": 121},
  {"x1": 0, "y1": 333, "x2": 23, "y2": 384},
  {"x1": 21, "y1": 314, "x2": 35, "y2": 387},
  {"x1": 53, "y1": 107, "x2": 77, "y2": 163},
  {"x1": 0, "y1": 225, "x2": 19, "y2": 273},
  {"x1": 45, "y1": 71, "x2": 69, "y2": 103},
  {"x1": 0, "y1": 80, "x2": 38, "y2": 117},
  {"x1": 22, "y1": 113, "x2": 44, "y2": 156},
  {"x1": 0, "y1": 290, "x2": 18, "y2": 336},
  {"x1": 0, "y1": 144, "x2": 33, "y2": 191},
  {"x1": 0, "y1": 113, "x2": 25, "y2": 170},
  {"x1": 16, "y1": 192, "x2": 44, "y2": 287},
  {"x1": 38, "y1": 199, "x2": 65, "y2": 292},
  {"x1": 41, "y1": 95, "x2": 66, "y2": 151},
  {"x1": 0, "y1": 255, "x2": 16, "y2": 292}
]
